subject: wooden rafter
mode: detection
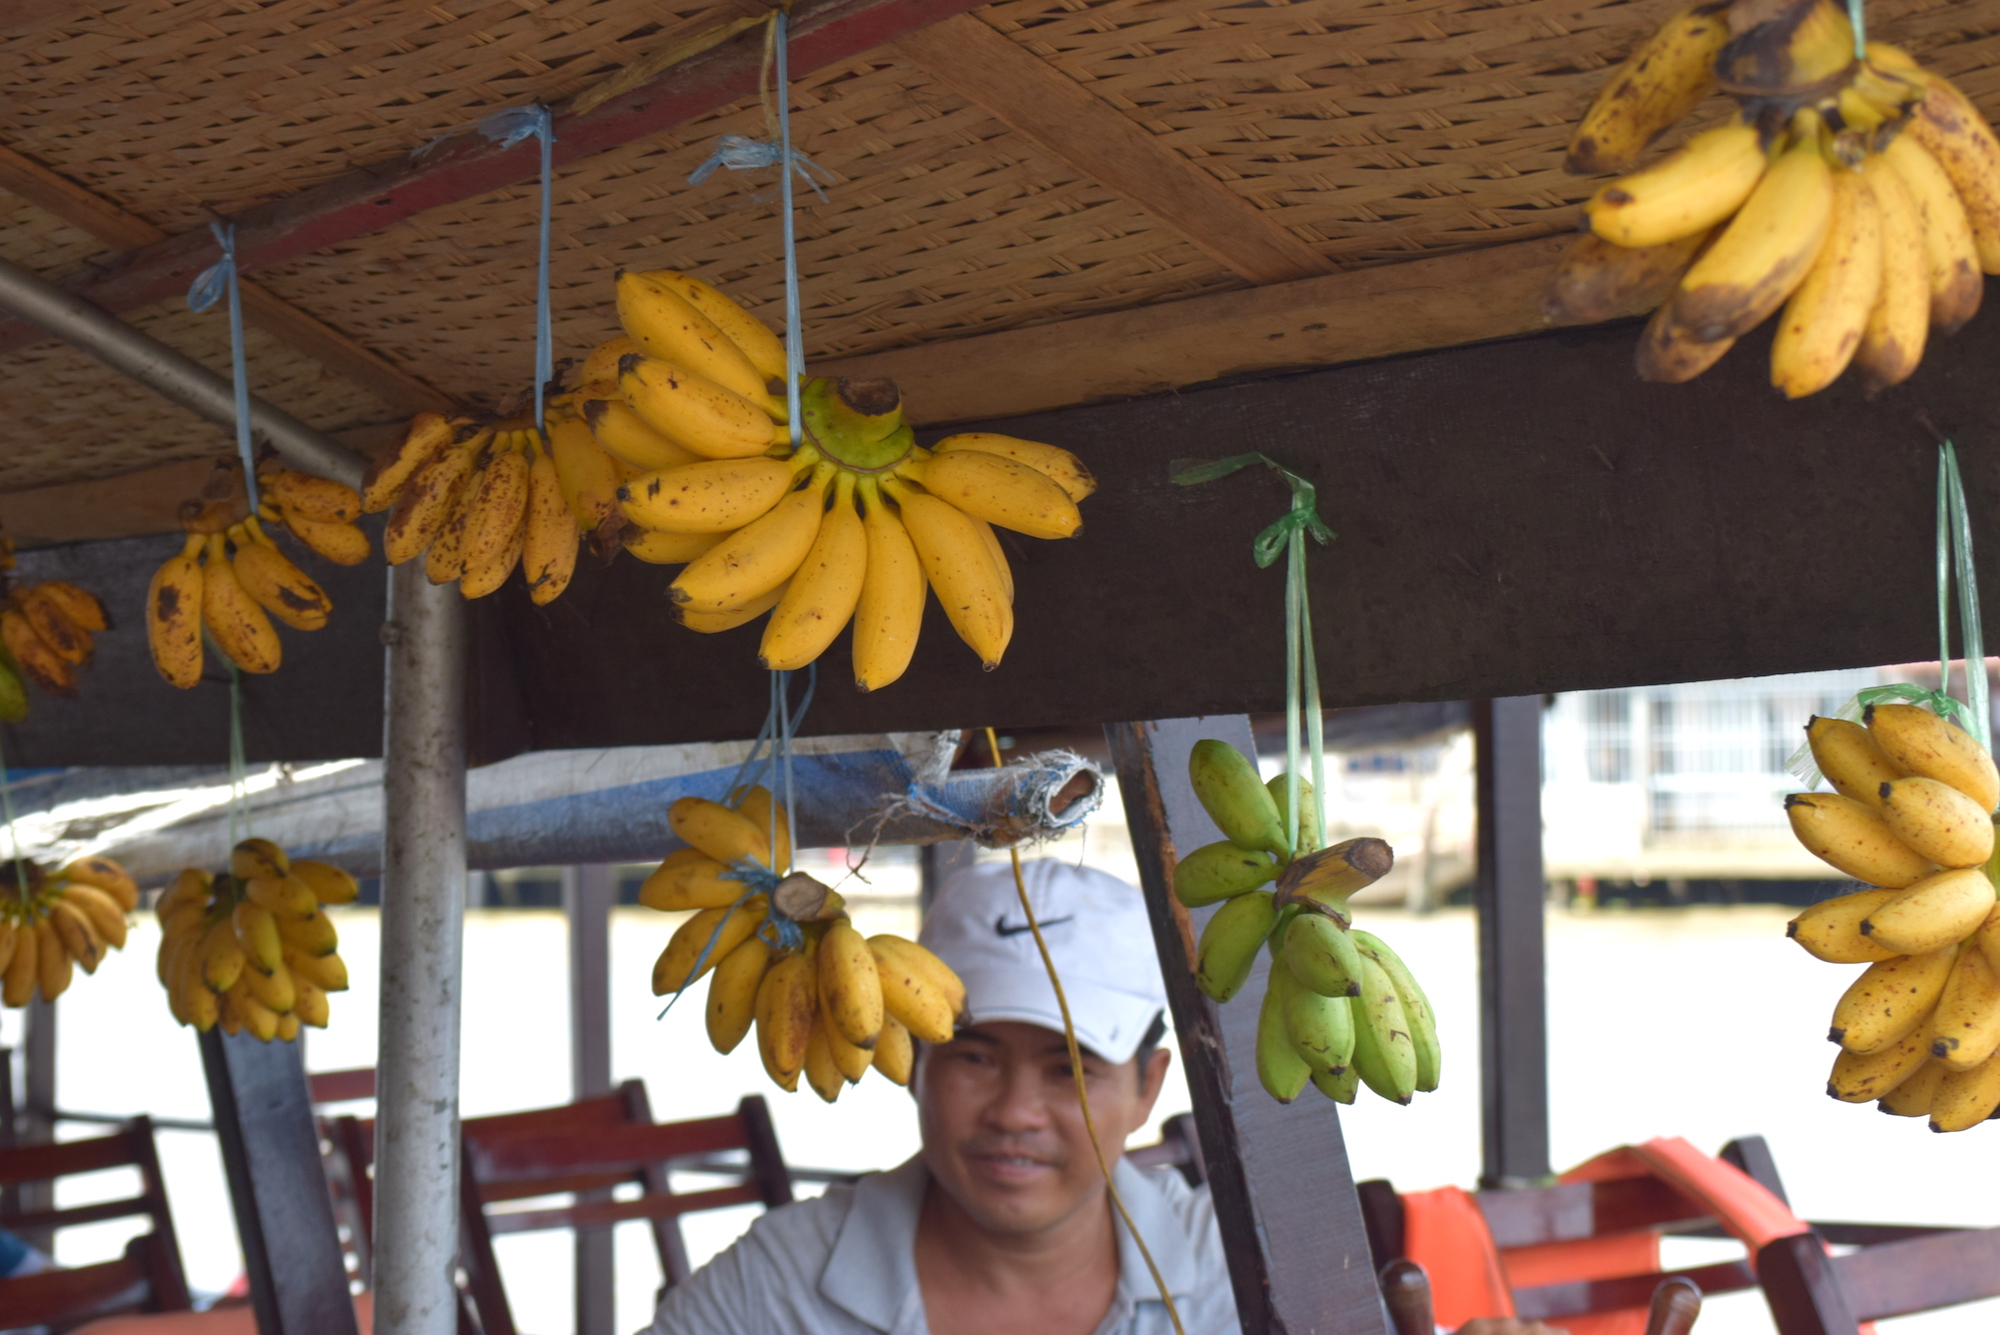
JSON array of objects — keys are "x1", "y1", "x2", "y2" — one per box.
[
  {"x1": 824, "y1": 235, "x2": 1583, "y2": 425},
  {"x1": 889, "y1": 16, "x2": 1331, "y2": 286},
  {"x1": 0, "y1": 144, "x2": 457, "y2": 417},
  {"x1": 0, "y1": 0, "x2": 991, "y2": 362}
]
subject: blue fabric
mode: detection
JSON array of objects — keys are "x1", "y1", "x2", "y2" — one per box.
[{"x1": 0, "y1": 1225, "x2": 32, "y2": 1278}]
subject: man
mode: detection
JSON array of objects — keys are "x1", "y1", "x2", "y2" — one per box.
[{"x1": 649, "y1": 859, "x2": 1564, "y2": 1335}]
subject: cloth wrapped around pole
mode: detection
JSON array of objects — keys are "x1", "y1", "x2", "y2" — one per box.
[{"x1": 0, "y1": 731, "x2": 1103, "y2": 884}]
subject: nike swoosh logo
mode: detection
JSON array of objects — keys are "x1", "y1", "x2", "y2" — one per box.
[{"x1": 995, "y1": 914, "x2": 1073, "y2": 938}]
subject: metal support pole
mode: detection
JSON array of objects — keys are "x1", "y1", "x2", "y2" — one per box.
[
  {"x1": 374, "y1": 563, "x2": 468, "y2": 1335},
  {"x1": 1474, "y1": 697, "x2": 1552, "y2": 1188},
  {"x1": 566, "y1": 863, "x2": 616, "y2": 1335},
  {"x1": 0, "y1": 254, "x2": 364, "y2": 487},
  {"x1": 15, "y1": 999, "x2": 55, "y2": 1250}
]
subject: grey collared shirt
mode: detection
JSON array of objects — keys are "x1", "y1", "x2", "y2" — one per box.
[{"x1": 647, "y1": 1155, "x2": 1240, "y2": 1335}]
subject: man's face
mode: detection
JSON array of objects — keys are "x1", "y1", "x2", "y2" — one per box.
[{"x1": 914, "y1": 1020, "x2": 1171, "y2": 1239}]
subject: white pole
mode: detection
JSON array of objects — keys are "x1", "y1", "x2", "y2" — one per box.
[{"x1": 372, "y1": 563, "x2": 468, "y2": 1335}]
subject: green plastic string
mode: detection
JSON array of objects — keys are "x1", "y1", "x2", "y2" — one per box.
[
  {"x1": 1170, "y1": 452, "x2": 1334, "y2": 853},
  {"x1": 1789, "y1": 441, "x2": 1987, "y2": 786},
  {"x1": 1848, "y1": 0, "x2": 1866, "y2": 62}
]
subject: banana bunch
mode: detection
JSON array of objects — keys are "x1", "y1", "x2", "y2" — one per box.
[
  {"x1": 145, "y1": 506, "x2": 340, "y2": 686},
  {"x1": 1175, "y1": 739, "x2": 1441, "y2": 1107},
  {"x1": 254, "y1": 463, "x2": 371, "y2": 568},
  {"x1": 1785, "y1": 703, "x2": 2000, "y2": 1131},
  {"x1": 154, "y1": 837, "x2": 354, "y2": 1042},
  {"x1": 0, "y1": 533, "x2": 109, "y2": 710},
  {"x1": 1550, "y1": 0, "x2": 2000, "y2": 397},
  {"x1": 365, "y1": 416, "x2": 578, "y2": 607},
  {"x1": 587, "y1": 269, "x2": 1090, "y2": 687},
  {"x1": 0, "y1": 855, "x2": 137, "y2": 1006},
  {"x1": 642, "y1": 785, "x2": 965, "y2": 1099}
]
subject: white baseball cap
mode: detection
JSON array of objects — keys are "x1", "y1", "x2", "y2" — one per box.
[{"x1": 918, "y1": 858, "x2": 1168, "y2": 1064}]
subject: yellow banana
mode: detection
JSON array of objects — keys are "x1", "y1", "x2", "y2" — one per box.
[
  {"x1": 36, "y1": 920, "x2": 70, "y2": 1002},
  {"x1": 243, "y1": 959, "x2": 297, "y2": 1014},
  {"x1": 1787, "y1": 887, "x2": 1900, "y2": 963},
  {"x1": 1806, "y1": 714, "x2": 1904, "y2": 807},
  {"x1": 883, "y1": 480, "x2": 1012, "y2": 669},
  {"x1": 619, "y1": 356, "x2": 785, "y2": 460},
  {"x1": 762, "y1": 473, "x2": 865, "y2": 671},
  {"x1": 1634, "y1": 301, "x2": 1734, "y2": 383},
  {"x1": 1882, "y1": 133, "x2": 1983, "y2": 331},
  {"x1": 47, "y1": 899, "x2": 103, "y2": 974},
  {"x1": 1978, "y1": 904, "x2": 2000, "y2": 978},
  {"x1": 1855, "y1": 154, "x2": 1930, "y2": 389},
  {"x1": 283, "y1": 512, "x2": 371, "y2": 567},
  {"x1": 262, "y1": 468, "x2": 360, "y2": 524},
  {"x1": 232, "y1": 899, "x2": 284, "y2": 974},
  {"x1": 2, "y1": 917, "x2": 36, "y2": 1007},
  {"x1": 869, "y1": 934, "x2": 964, "y2": 1044},
  {"x1": 1928, "y1": 943, "x2": 2000, "y2": 1071},
  {"x1": 200, "y1": 915, "x2": 246, "y2": 993},
  {"x1": 34, "y1": 581, "x2": 109, "y2": 633},
  {"x1": 363, "y1": 413, "x2": 455, "y2": 513},
  {"x1": 290, "y1": 859, "x2": 358, "y2": 905},
  {"x1": 851, "y1": 477, "x2": 927, "y2": 691},
  {"x1": 585, "y1": 398, "x2": 703, "y2": 472},
  {"x1": 1830, "y1": 944, "x2": 1957, "y2": 1054},
  {"x1": 1669, "y1": 121, "x2": 1832, "y2": 342},
  {"x1": 292, "y1": 973, "x2": 331, "y2": 1028},
  {"x1": 61, "y1": 883, "x2": 128, "y2": 949},
  {"x1": 1828, "y1": 1026, "x2": 1932, "y2": 1102},
  {"x1": 1878, "y1": 1058, "x2": 1947, "y2": 1116},
  {"x1": 1586, "y1": 119, "x2": 1767, "y2": 249},
  {"x1": 548, "y1": 416, "x2": 621, "y2": 533},
  {"x1": 2, "y1": 609, "x2": 76, "y2": 696},
  {"x1": 803, "y1": 1022, "x2": 844, "y2": 1102},
  {"x1": 619, "y1": 456, "x2": 802, "y2": 534},
  {"x1": 1564, "y1": 1, "x2": 1732, "y2": 175},
  {"x1": 616, "y1": 274, "x2": 782, "y2": 414},
  {"x1": 678, "y1": 584, "x2": 785, "y2": 633},
  {"x1": 1865, "y1": 702, "x2": 1999, "y2": 812},
  {"x1": 732, "y1": 785, "x2": 791, "y2": 872},
  {"x1": 276, "y1": 909, "x2": 339, "y2": 957},
  {"x1": 1861, "y1": 867, "x2": 1996, "y2": 954},
  {"x1": 424, "y1": 442, "x2": 483, "y2": 585},
  {"x1": 933, "y1": 433, "x2": 1095, "y2": 501},
  {"x1": 15, "y1": 586, "x2": 90, "y2": 664},
  {"x1": 669, "y1": 797, "x2": 771, "y2": 863},
  {"x1": 147, "y1": 533, "x2": 206, "y2": 689},
  {"x1": 1904, "y1": 73, "x2": 2000, "y2": 273},
  {"x1": 1930, "y1": 1044, "x2": 2000, "y2": 1130},
  {"x1": 1784, "y1": 791, "x2": 1937, "y2": 886},
  {"x1": 384, "y1": 431, "x2": 483, "y2": 565},
  {"x1": 577, "y1": 335, "x2": 642, "y2": 387},
  {"x1": 1770, "y1": 168, "x2": 1881, "y2": 397},
  {"x1": 230, "y1": 522, "x2": 331, "y2": 631},
  {"x1": 819, "y1": 919, "x2": 884, "y2": 1048},
  {"x1": 245, "y1": 869, "x2": 314, "y2": 915},
  {"x1": 754, "y1": 952, "x2": 817, "y2": 1092},
  {"x1": 1544, "y1": 229, "x2": 1709, "y2": 324},
  {"x1": 522, "y1": 447, "x2": 578, "y2": 607},
  {"x1": 900, "y1": 450, "x2": 1081, "y2": 540},
  {"x1": 284, "y1": 947, "x2": 349, "y2": 992},
  {"x1": 652, "y1": 897, "x2": 766, "y2": 995},
  {"x1": 671, "y1": 467, "x2": 830, "y2": 613},
  {"x1": 1276, "y1": 837, "x2": 1395, "y2": 914},
  {"x1": 706, "y1": 935, "x2": 771, "y2": 1055},
  {"x1": 202, "y1": 534, "x2": 281, "y2": 673},
  {"x1": 458, "y1": 445, "x2": 531, "y2": 600},
  {"x1": 1877, "y1": 776, "x2": 1994, "y2": 868},
  {"x1": 873, "y1": 1014, "x2": 914, "y2": 1085},
  {"x1": 624, "y1": 527, "x2": 729, "y2": 565},
  {"x1": 639, "y1": 857, "x2": 745, "y2": 912},
  {"x1": 635, "y1": 271, "x2": 788, "y2": 382},
  {"x1": 65, "y1": 856, "x2": 138, "y2": 912}
]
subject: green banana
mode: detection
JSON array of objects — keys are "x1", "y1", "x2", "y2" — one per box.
[
  {"x1": 1257, "y1": 968, "x2": 1313, "y2": 1102},
  {"x1": 1275, "y1": 837, "x2": 1394, "y2": 914},
  {"x1": 1195, "y1": 890, "x2": 1278, "y2": 1003},
  {"x1": 1356, "y1": 930, "x2": 1440, "y2": 1093},
  {"x1": 1350, "y1": 954, "x2": 1418, "y2": 1104},
  {"x1": 0, "y1": 651, "x2": 28, "y2": 723},
  {"x1": 1189, "y1": 740, "x2": 1290, "y2": 860},
  {"x1": 1313, "y1": 1060, "x2": 1360, "y2": 1104},
  {"x1": 1283, "y1": 910, "x2": 1363, "y2": 998},
  {"x1": 1173, "y1": 839, "x2": 1280, "y2": 907},
  {"x1": 1266, "y1": 773, "x2": 1322, "y2": 855},
  {"x1": 1284, "y1": 967, "x2": 1356, "y2": 1075}
]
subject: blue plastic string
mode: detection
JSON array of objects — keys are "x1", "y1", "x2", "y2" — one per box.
[
  {"x1": 476, "y1": 105, "x2": 556, "y2": 433},
  {"x1": 1848, "y1": 0, "x2": 1866, "y2": 61},
  {"x1": 188, "y1": 223, "x2": 260, "y2": 514}
]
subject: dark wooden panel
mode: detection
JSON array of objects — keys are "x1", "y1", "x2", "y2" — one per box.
[
  {"x1": 9, "y1": 306, "x2": 1991, "y2": 766},
  {"x1": 1108, "y1": 716, "x2": 1390, "y2": 1335}
]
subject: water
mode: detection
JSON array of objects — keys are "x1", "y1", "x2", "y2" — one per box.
[{"x1": 10, "y1": 900, "x2": 1996, "y2": 1334}]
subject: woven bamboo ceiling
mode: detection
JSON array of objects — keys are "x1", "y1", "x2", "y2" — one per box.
[{"x1": 1, "y1": 0, "x2": 1994, "y2": 510}]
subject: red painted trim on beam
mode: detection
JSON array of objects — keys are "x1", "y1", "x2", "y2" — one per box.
[{"x1": 0, "y1": 0, "x2": 986, "y2": 357}]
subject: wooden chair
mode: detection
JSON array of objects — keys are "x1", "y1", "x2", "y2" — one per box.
[
  {"x1": 1381, "y1": 1260, "x2": 1702, "y2": 1335},
  {"x1": 308, "y1": 1066, "x2": 378, "y2": 1287},
  {"x1": 1125, "y1": 1112, "x2": 1206, "y2": 1187},
  {"x1": 458, "y1": 1094, "x2": 793, "y2": 1335},
  {"x1": 0, "y1": 1118, "x2": 192, "y2": 1326},
  {"x1": 1758, "y1": 1225, "x2": 2000, "y2": 1335}
]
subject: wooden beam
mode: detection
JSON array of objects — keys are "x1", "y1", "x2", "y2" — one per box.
[
  {"x1": 0, "y1": 0, "x2": 991, "y2": 361},
  {"x1": 1108, "y1": 716, "x2": 1391, "y2": 1335},
  {"x1": 822, "y1": 235, "x2": 1588, "y2": 425},
  {"x1": 0, "y1": 144, "x2": 455, "y2": 416},
  {"x1": 888, "y1": 16, "x2": 1330, "y2": 286}
]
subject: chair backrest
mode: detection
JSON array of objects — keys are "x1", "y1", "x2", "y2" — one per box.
[
  {"x1": 0, "y1": 1117, "x2": 191, "y2": 1325},
  {"x1": 308, "y1": 1067, "x2": 378, "y2": 1107},
  {"x1": 458, "y1": 1093, "x2": 793, "y2": 1335},
  {"x1": 1381, "y1": 1260, "x2": 1704, "y2": 1335},
  {"x1": 1125, "y1": 1113, "x2": 1206, "y2": 1187},
  {"x1": 1758, "y1": 1227, "x2": 2000, "y2": 1334}
]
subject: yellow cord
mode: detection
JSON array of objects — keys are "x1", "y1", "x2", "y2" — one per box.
[{"x1": 983, "y1": 728, "x2": 1187, "y2": 1335}]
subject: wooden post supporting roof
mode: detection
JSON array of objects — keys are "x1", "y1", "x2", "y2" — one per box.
[
  {"x1": 1474, "y1": 697, "x2": 1552, "y2": 1189},
  {"x1": 1108, "y1": 715, "x2": 1391, "y2": 1335}
]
